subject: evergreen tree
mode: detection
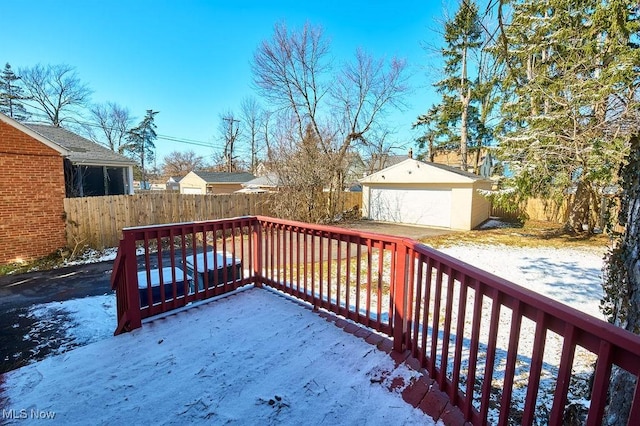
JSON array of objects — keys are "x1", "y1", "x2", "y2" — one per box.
[
  {"x1": 0, "y1": 63, "x2": 29, "y2": 121},
  {"x1": 416, "y1": 0, "x2": 484, "y2": 171},
  {"x1": 497, "y1": 0, "x2": 640, "y2": 232},
  {"x1": 125, "y1": 110, "x2": 158, "y2": 186},
  {"x1": 414, "y1": 104, "x2": 455, "y2": 161}
]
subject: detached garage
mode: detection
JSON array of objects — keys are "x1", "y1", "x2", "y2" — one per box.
[{"x1": 360, "y1": 159, "x2": 492, "y2": 231}]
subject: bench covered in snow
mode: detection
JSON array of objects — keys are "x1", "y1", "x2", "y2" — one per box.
[
  {"x1": 184, "y1": 251, "x2": 242, "y2": 291},
  {"x1": 137, "y1": 267, "x2": 192, "y2": 307}
]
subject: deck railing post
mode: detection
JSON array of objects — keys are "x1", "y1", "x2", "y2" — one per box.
[
  {"x1": 393, "y1": 242, "x2": 409, "y2": 353},
  {"x1": 123, "y1": 231, "x2": 142, "y2": 331},
  {"x1": 253, "y1": 219, "x2": 263, "y2": 287}
]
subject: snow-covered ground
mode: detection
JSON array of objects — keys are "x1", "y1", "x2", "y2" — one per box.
[
  {"x1": 438, "y1": 243, "x2": 605, "y2": 319},
  {"x1": 1, "y1": 288, "x2": 435, "y2": 425},
  {"x1": 436, "y1": 243, "x2": 606, "y2": 423},
  {"x1": 21, "y1": 295, "x2": 116, "y2": 360},
  {"x1": 1, "y1": 241, "x2": 608, "y2": 424}
]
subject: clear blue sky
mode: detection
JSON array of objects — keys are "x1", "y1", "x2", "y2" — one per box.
[{"x1": 3, "y1": 1, "x2": 461, "y2": 163}]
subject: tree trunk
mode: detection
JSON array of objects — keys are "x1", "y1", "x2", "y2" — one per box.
[
  {"x1": 566, "y1": 180, "x2": 592, "y2": 233},
  {"x1": 460, "y1": 45, "x2": 469, "y2": 172},
  {"x1": 604, "y1": 135, "x2": 640, "y2": 425},
  {"x1": 460, "y1": 89, "x2": 469, "y2": 171}
]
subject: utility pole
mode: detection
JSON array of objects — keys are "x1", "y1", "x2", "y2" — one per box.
[{"x1": 223, "y1": 116, "x2": 240, "y2": 172}]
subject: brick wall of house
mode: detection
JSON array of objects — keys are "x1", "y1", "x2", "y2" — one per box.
[{"x1": 0, "y1": 121, "x2": 67, "y2": 265}]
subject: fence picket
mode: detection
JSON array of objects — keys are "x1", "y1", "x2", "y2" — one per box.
[{"x1": 63, "y1": 192, "x2": 362, "y2": 249}]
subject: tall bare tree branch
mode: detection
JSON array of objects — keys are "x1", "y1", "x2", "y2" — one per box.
[{"x1": 19, "y1": 64, "x2": 92, "y2": 126}]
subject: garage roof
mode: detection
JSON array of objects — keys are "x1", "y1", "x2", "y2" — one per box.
[
  {"x1": 359, "y1": 159, "x2": 490, "y2": 184},
  {"x1": 192, "y1": 171, "x2": 256, "y2": 184}
]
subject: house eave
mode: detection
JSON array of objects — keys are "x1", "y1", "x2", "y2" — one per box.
[
  {"x1": 0, "y1": 113, "x2": 70, "y2": 156},
  {"x1": 69, "y1": 159, "x2": 136, "y2": 167}
]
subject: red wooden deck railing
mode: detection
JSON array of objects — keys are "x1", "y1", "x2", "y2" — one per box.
[{"x1": 111, "y1": 216, "x2": 640, "y2": 425}]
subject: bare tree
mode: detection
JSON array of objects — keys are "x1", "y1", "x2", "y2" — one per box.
[
  {"x1": 252, "y1": 22, "x2": 408, "y2": 221},
  {"x1": 362, "y1": 129, "x2": 407, "y2": 174},
  {"x1": 330, "y1": 49, "x2": 408, "y2": 195},
  {"x1": 218, "y1": 111, "x2": 241, "y2": 172},
  {"x1": 161, "y1": 150, "x2": 206, "y2": 177},
  {"x1": 331, "y1": 48, "x2": 408, "y2": 155},
  {"x1": 240, "y1": 96, "x2": 264, "y2": 174},
  {"x1": 268, "y1": 123, "x2": 338, "y2": 222},
  {"x1": 19, "y1": 64, "x2": 92, "y2": 126},
  {"x1": 85, "y1": 102, "x2": 133, "y2": 153},
  {"x1": 252, "y1": 22, "x2": 330, "y2": 145},
  {"x1": 260, "y1": 109, "x2": 277, "y2": 161}
]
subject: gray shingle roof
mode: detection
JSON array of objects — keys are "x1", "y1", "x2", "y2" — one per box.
[
  {"x1": 193, "y1": 171, "x2": 255, "y2": 183},
  {"x1": 384, "y1": 155, "x2": 409, "y2": 167},
  {"x1": 24, "y1": 124, "x2": 136, "y2": 166},
  {"x1": 242, "y1": 173, "x2": 280, "y2": 187},
  {"x1": 427, "y1": 161, "x2": 488, "y2": 180}
]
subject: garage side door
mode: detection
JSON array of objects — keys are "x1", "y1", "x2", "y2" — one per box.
[{"x1": 369, "y1": 188, "x2": 452, "y2": 228}]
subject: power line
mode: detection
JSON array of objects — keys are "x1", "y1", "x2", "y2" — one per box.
[
  {"x1": 25, "y1": 112, "x2": 226, "y2": 150},
  {"x1": 156, "y1": 134, "x2": 217, "y2": 148}
]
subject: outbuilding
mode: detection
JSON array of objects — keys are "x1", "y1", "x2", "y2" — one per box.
[
  {"x1": 179, "y1": 171, "x2": 255, "y2": 195},
  {"x1": 359, "y1": 158, "x2": 492, "y2": 231}
]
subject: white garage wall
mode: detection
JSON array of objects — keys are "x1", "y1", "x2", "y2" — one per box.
[
  {"x1": 178, "y1": 171, "x2": 206, "y2": 194},
  {"x1": 363, "y1": 182, "x2": 491, "y2": 230},
  {"x1": 470, "y1": 181, "x2": 493, "y2": 228},
  {"x1": 360, "y1": 159, "x2": 492, "y2": 230},
  {"x1": 182, "y1": 187, "x2": 203, "y2": 194},
  {"x1": 369, "y1": 187, "x2": 452, "y2": 227}
]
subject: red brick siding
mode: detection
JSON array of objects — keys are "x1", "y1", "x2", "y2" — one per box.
[{"x1": 0, "y1": 121, "x2": 66, "y2": 264}]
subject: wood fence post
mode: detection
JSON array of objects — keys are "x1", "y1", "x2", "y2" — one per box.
[
  {"x1": 252, "y1": 219, "x2": 263, "y2": 287},
  {"x1": 123, "y1": 231, "x2": 142, "y2": 331},
  {"x1": 393, "y1": 242, "x2": 409, "y2": 353}
]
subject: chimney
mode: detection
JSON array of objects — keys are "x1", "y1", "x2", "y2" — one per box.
[{"x1": 408, "y1": 148, "x2": 413, "y2": 159}]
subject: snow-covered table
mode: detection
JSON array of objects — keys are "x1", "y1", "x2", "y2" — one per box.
[
  {"x1": 184, "y1": 251, "x2": 242, "y2": 291},
  {"x1": 137, "y1": 267, "x2": 192, "y2": 307}
]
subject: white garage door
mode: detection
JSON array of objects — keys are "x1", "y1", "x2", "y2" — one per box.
[
  {"x1": 369, "y1": 188, "x2": 452, "y2": 228},
  {"x1": 182, "y1": 187, "x2": 203, "y2": 194}
]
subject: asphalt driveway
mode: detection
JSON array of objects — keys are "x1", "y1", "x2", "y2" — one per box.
[{"x1": 0, "y1": 262, "x2": 114, "y2": 374}]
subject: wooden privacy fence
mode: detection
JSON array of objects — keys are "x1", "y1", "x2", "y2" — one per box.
[
  {"x1": 63, "y1": 192, "x2": 362, "y2": 250},
  {"x1": 491, "y1": 198, "x2": 569, "y2": 223},
  {"x1": 491, "y1": 196, "x2": 623, "y2": 233}
]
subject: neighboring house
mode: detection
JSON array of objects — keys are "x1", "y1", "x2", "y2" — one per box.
[
  {"x1": 166, "y1": 176, "x2": 182, "y2": 191},
  {"x1": 237, "y1": 173, "x2": 281, "y2": 193},
  {"x1": 0, "y1": 113, "x2": 135, "y2": 264},
  {"x1": 431, "y1": 147, "x2": 493, "y2": 174},
  {"x1": 149, "y1": 183, "x2": 166, "y2": 191},
  {"x1": 24, "y1": 123, "x2": 135, "y2": 197},
  {"x1": 359, "y1": 158, "x2": 492, "y2": 231},
  {"x1": 342, "y1": 152, "x2": 367, "y2": 190},
  {"x1": 179, "y1": 171, "x2": 255, "y2": 195}
]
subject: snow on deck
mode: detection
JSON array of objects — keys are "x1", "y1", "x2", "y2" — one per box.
[{"x1": 1, "y1": 288, "x2": 436, "y2": 425}]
